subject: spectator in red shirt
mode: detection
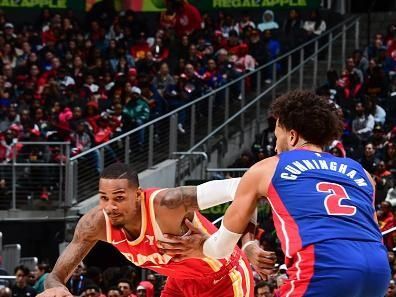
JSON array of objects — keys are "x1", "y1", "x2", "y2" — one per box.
[
  {"x1": 378, "y1": 201, "x2": 396, "y2": 250},
  {"x1": 166, "y1": 0, "x2": 202, "y2": 37}
]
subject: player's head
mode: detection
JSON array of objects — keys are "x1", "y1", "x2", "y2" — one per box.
[
  {"x1": 117, "y1": 279, "x2": 133, "y2": 297},
  {"x1": 271, "y1": 90, "x2": 343, "y2": 153},
  {"x1": 254, "y1": 281, "x2": 273, "y2": 297},
  {"x1": 99, "y1": 163, "x2": 141, "y2": 227}
]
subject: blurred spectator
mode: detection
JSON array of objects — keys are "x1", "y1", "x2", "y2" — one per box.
[
  {"x1": 378, "y1": 201, "x2": 396, "y2": 250},
  {"x1": 353, "y1": 49, "x2": 369, "y2": 74},
  {"x1": 302, "y1": 9, "x2": 326, "y2": 37},
  {"x1": 107, "y1": 287, "x2": 121, "y2": 297},
  {"x1": 32, "y1": 264, "x2": 50, "y2": 294},
  {"x1": 374, "y1": 160, "x2": 394, "y2": 204},
  {"x1": 352, "y1": 102, "x2": 375, "y2": 142},
  {"x1": 364, "y1": 96, "x2": 386, "y2": 125},
  {"x1": 248, "y1": 29, "x2": 268, "y2": 66},
  {"x1": 83, "y1": 283, "x2": 101, "y2": 297},
  {"x1": 257, "y1": 10, "x2": 278, "y2": 32},
  {"x1": 135, "y1": 286, "x2": 146, "y2": 297},
  {"x1": 359, "y1": 142, "x2": 381, "y2": 174},
  {"x1": 168, "y1": 0, "x2": 202, "y2": 37},
  {"x1": 117, "y1": 279, "x2": 137, "y2": 297},
  {"x1": 11, "y1": 265, "x2": 36, "y2": 297},
  {"x1": 254, "y1": 281, "x2": 273, "y2": 297},
  {"x1": 123, "y1": 86, "x2": 150, "y2": 148},
  {"x1": 152, "y1": 63, "x2": 175, "y2": 96},
  {"x1": 66, "y1": 262, "x2": 86, "y2": 296}
]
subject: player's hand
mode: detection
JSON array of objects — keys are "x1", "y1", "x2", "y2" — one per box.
[
  {"x1": 37, "y1": 287, "x2": 73, "y2": 297},
  {"x1": 243, "y1": 242, "x2": 276, "y2": 278},
  {"x1": 157, "y1": 219, "x2": 208, "y2": 262}
]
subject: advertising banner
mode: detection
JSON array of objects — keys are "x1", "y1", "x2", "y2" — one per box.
[
  {"x1": 0, "y1": 0, "x2": 84, "y2": 10},
  {"x1": 124, "y1": 0, "x2": 320, "y2": 12}
]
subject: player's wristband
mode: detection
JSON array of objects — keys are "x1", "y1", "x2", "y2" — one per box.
[
  {"x1": 241, "y1": 240, "x2": 258, "y2": 252},
  {"x1": 203, "y1": 223, "x2": 242, "y2": 259}
]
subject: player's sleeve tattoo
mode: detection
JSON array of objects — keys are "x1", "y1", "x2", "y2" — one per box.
[
  {"x1": 160, "y1": 187, "x2": 199, "y2": 212},
  {"x1": 45, "y1": 209, "x2": 104, "y2": 289}
]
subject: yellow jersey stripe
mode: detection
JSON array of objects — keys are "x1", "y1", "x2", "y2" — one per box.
[
  {"x1": 103, "y1": 210, "x2": 112, "y2": 243},
  {"x1": 239, "y1": 259, "x2": 251, "y2": 297},
  {"x1": 193, "y1": 214, "x2": 224, "y2": 272},
  {"x1": 229, "y1": 268, "x2": 243, "y2": 297}
]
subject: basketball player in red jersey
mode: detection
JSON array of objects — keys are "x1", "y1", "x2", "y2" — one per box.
[{"x1": 37, "y1": 163, "x2": 275, "y2": 297}]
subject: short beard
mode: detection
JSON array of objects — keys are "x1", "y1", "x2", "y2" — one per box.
[{"x1": 111, "y1": 221, "x2": 125, "y2": 229}]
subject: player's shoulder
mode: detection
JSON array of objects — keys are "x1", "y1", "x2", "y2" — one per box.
[
  {"x1": 244, "y1": 156, "x2": 279, "y2": 182},
  {"x1": 76, "y1": 206, "x2": 106, "y2": 241},
  {"x1": 250, "y1": 155, "x2": 279, "y2": 174}
]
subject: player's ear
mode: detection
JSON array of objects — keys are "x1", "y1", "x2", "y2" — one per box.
[
  {"x1": 136, "y1": 187, "x2": 143, "y2": 200},
  {"x1": 289, "y1": 129, "x2": 299, "y2": 147}
]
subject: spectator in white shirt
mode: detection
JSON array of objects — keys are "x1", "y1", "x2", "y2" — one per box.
[
  {"x1": 303, "y1": 9, "x2": 326, "y2": 37},
  {"x1": 352, "y1": 101, "x2": 375, "y2": 142}
]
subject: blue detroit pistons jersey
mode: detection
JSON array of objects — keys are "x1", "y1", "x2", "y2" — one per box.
[{"x1": 268, "y1": 149, "x2": 382, "y2": 259}]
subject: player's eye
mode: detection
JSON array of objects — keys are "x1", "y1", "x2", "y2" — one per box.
[
  {"x1": 100, "y1": 196, "x2": 108, "y2": 201},
  {"x1": 116, "y1": 196, "x2": 125, "y2": 201}
]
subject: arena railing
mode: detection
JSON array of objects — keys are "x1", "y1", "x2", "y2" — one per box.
[
  {"x1": 64, "y1": 15, "x2": 360, "y2": 206},
  {"x1": 0, "y1": 141, "x2": 70, "y2": 211}
]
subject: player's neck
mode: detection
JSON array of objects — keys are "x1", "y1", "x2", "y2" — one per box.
[
  {"x1": 123, "y1": 201, "x2": 143, "y2": 240},
  {"x1": 293, "y1": 141, "x2": 323, "y2": 152}
]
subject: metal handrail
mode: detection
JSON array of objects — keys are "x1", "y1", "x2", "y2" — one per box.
[
  {"x1": 187, "y1": 18, "x2": 360, "y2": 155},
  {"x1": 70, "y1": 15, "x2": 359, "y2": 162}
]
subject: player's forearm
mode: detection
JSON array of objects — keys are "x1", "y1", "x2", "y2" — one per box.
[
  {"x1": 44, "y1": 272, "x2": 69, "y2": 290},
  {"x1": 241, "y1": 222, "x2": 257, "y2": 245}
]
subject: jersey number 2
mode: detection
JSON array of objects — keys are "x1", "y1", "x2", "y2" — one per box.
[{"x1": 316, "y1": 182, "x2": 357, "y2": 216}]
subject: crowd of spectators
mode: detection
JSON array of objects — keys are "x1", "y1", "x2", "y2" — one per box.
[
  {"x1": 0, "y1": 3, "x2": 332, "y2": 204},
  {"x1": 0, "y1": 261, "x2": 163, "y2": 297}
]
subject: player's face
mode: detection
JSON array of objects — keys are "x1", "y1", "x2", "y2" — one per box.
[
  {"x1": 274, "y1": 119, "x2": 290, "y2": 154},
  {"x1": 99, "y1": 178, "x2": 140, "y2": 227}
]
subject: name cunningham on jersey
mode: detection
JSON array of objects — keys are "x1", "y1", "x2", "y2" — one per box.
[{"x1": 279, "y1": 158, "x2": 368, "y2": 187}]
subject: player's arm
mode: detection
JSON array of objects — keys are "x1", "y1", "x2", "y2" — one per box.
[
  {"x1": 39, "y1": 207, "x2": 106, "y2": 297},
  {"x1": 203, "y1": 157, "x2": 277, "y2": 259},
  {"x1": 155, "y1": 178, "x2": 245, "y2": 227},
  {"x1": 159, "y1": 178, "x2": 241, "y2": 212}
]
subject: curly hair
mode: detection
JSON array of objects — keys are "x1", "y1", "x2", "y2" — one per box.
[{"x1": 271, "y1": 90, "x2": 343, "y2": 147}]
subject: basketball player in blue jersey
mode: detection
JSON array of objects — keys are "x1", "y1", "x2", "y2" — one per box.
[{"x1": 161, "y1": 90, "x2": 391, "y2": 296}]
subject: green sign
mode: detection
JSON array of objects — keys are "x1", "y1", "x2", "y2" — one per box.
[
  {"x1": 0, "y1": 0, "x2": 84, "y2": 10},
  {"x1": 200, "y1": 202, "x2": 272, "y2": 222}
]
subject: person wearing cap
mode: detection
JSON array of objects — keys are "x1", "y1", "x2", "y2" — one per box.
[
  {"x1": 135, "y1": 284, "x2": 148, "y2": 297},
  {"x1": 3, "y1": 22, "x2": 16, "y2": 43},
  {"x1": 123, "y1": 86, "x2": 150, "y2": 149}
]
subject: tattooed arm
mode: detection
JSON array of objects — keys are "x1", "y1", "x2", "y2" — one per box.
[
  {"x1": 159, "y1": 186, "x2": 199, "y2": 213},
  {"x1": 38, "y1": 207, "x2": 106, "y2": 297},
  {"x1": 153, "y1": 179, "x2": 240, "y2": 235},
  {"x1": 158, "y1": 178, "x2": 241, "y2": 214}
]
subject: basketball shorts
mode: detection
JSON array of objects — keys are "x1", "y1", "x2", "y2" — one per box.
[
  {"x1": 280, "y1": 239, "x2": 391, "y2": 297},
  {"x1": 160, "y1": 257, "x2": 254, "y2": 297}
]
